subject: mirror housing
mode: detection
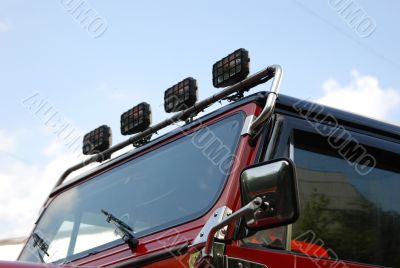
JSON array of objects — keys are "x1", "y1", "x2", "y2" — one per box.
[{"x1": 240, "y1": 158, "x2": 299, "y2": 230}]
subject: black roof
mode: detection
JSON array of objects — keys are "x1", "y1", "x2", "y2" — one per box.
[
  {"x1": 51, "y1": 91, "x2": 400, "y2": 195},
  {"x1": 276, "y1": 94, "x2": 400, "y2": 142}
]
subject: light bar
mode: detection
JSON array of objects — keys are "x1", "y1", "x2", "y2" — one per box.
[
  {"x1": 120, "y1": 102, "x2": 152, "y2": 135},
  {"x1": 82, "y1": 125, "x2": 112, "y2": 155},
  {"x1": 213, "y1": 48, "x2": 250, "y2": 88},
  {"x1": 55, "y1": 66, "x2": 282, "y2": 189},
  {"x1": 164, "y1": 77, "x2": 198, "y2": 113}
]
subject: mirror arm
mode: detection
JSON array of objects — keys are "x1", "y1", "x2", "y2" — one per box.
[{"x1": 203, "y1": 197, "x2": 263, "y2": 256}]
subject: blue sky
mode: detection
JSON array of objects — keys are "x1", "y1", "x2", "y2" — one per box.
[
  {"x1": 1, "y1": 0, "x2": 399, "y2": 163},
  {"x1": 0, "y1": 0, "x2": 399, "y2": 259}
]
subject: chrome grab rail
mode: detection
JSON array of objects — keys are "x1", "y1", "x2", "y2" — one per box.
[{"x1": 250, "y1": 65, "x2": 283, "y2": 132}]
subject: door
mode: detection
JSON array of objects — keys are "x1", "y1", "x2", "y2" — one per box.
[
  {"x1": 225, "y1": 114, "x2": 400, "y2": 268},
  {"x1": 284, "y1": 115, "x2": 400, "y2": 268}
]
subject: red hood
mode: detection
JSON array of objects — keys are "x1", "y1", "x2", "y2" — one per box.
[{"x1": 0, "y1": 261, "x2": 73, "y2": 268}]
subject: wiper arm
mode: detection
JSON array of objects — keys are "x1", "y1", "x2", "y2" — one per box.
[
  {"x1": 32, "y1": 233, "x2": 49, "y2": 262},
  {"x1": 101, "y1": 209, "x2": 139, "y2": 250}
]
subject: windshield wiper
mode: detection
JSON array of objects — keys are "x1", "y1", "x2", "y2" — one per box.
[
  {"x1": 32, "y1": 233, "x2": 49, "y2": 262},
  {"x1": 101, "y1": 209, "x2": 139, "y2": 250}
]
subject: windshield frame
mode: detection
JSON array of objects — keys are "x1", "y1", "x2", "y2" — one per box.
[{"x1": 19, "y1": 111, "x2": 246, "y2": 264}]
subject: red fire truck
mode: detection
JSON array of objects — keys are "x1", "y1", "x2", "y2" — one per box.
[{"x1": 4, "y1": 49, "x2": 400, "y2": 267}]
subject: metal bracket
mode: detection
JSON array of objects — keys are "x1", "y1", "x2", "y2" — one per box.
[
  {"x1": 241, "y1": 115, "x2": 256, "y2": 136},
  {"x1": 193, "y1": 198, "x2": 266, "y2": 268},
  {"x1": 192, "y1": 206, "x2": 232, "y2": 246}
]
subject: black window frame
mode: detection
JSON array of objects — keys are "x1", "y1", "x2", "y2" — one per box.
[{"x1": 236, "y1": 114, "x2": 293, "y2": 249}]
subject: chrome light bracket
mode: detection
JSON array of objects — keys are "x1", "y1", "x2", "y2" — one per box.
[
  {"x1": 193, "y1": 198, "x2": 265, "y2": 268},
  {"x1": 249, "y1": 65, "x2": 283, "y2": 133},
  {"x1": 241, "y1": 115, "x2": 256, "y2": 136},
  {"x1": 192, "y1": 206, "x2": 232, "y2": 247}
]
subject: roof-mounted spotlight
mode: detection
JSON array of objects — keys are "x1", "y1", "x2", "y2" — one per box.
[
  {"x1": 164, "y1": 77, "x2": 198, "y2": 113},
  {"x1": 213, "y1": 48, "x2": 250, "y2": 88},
  {"x1": 83, "y1": 125, "x2": 112, "y2": 155},
  {"x1": 120, "y1": 102, "x2": 152, "y2": 136}
]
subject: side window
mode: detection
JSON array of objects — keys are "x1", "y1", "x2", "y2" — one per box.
[{"x1": 291, "y1": 129, "x2": 400, "y2": 267}]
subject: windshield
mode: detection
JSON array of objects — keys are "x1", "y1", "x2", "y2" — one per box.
[{"x1": 18, "y1": 113, "x2": 244, "y2": 263}]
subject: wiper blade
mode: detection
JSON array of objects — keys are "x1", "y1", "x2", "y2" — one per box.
[
  {"x1": 32, "y1": 233, "x2": 49, "y2": 262},
  {"x1": 101, "y1": 209, "x2": 139, "y2": 250}
]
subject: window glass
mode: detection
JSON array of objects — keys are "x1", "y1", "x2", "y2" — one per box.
[
  {"x1": 43, "y1": 221, "x2": 73, "y2": 262},
  {"x1": 73, "y1": 213, "x2": 119, "y2": 255},
  {"x1": 242, "y1": 227, "x2": 287, "y2": 250},
  {"x1": 19, "y1": 113, "x2": 244, "y2": 263},
  {"x1": 292, "y1": 130, "x2": 400, "y2": 267}
]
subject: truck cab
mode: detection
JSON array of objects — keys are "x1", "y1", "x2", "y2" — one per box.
[{"x1": 10, "y1": 49, "x2": 400, "y2": 268}]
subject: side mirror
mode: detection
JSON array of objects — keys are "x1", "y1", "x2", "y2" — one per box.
[
  {"x1": 193, "y1": 158, "x2": 300, "y2": 265},
  {"x1": 240, "y1": 158, "x2": 299, "y2": 230}
]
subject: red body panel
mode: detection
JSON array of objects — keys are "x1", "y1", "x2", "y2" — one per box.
[
  {"x1": 0, "y1": 261, "x2": 70, "y2": 268},
  {"x1": 9, "y1": 102, "x2": 260, "y2": 268},
  {"x1": 225, "y1": 244, "x2": 295, "y2": 267},
  {"x1": 4, "y1": 101, "x2": 379, "y2": 268},
  {"x1": 295, "y1": 254, "x2": 376, "y2": 268}
]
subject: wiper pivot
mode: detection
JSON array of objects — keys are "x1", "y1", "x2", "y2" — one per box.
[
  {"x1": 32, "y1": 233, "x2": 49, "y2": 262},
  {"x1": 101, "y1": 209, "x2": 139, "y2": 250}
]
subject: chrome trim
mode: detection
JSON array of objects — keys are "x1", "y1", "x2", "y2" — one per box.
[
  {"x1": 192, "y1": 206, "x2": 232, "y2": 246},
  {"x1": 286, "y1": 224, "x2": 293, "y2": 250},
  {"x1": 203, "y1": 197, "x2": 263, "y2": 256},
  {"x1": 241, "y1": 115, "x2": 256, "y2": 136},
  {"x1": 250, "y1": 65, "x2": 283, "y2": 132}
]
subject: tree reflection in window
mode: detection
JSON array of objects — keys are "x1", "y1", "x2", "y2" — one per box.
[{"x1": 292, "y1": 132, "x2": 400, "y2": 267}]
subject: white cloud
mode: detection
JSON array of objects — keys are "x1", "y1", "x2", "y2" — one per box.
[
  {"x1": 0, "y1": 130, "x2": 17, "y2": 152},
  {"x1": 0, "y1": 150, "x2": 72, "y2": 240},
  {"x1": 0, "y1": 244, "x2": 23, "y2": 261},
  {"x1": 0, "y1": 128, "x2": 134, "y2": 253},
  {"x1": 42, "y1": 138, "x2": 65, "y2": 157},
  {"x1": 0, "y1": 125, "x2": 138, "y2": 260},
  {"x1": 316, "y1": 70, "x2": 400, "y2": 122},
  {"x1": 0, "y1": 134, "x2": 104, "y2": 260}
]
